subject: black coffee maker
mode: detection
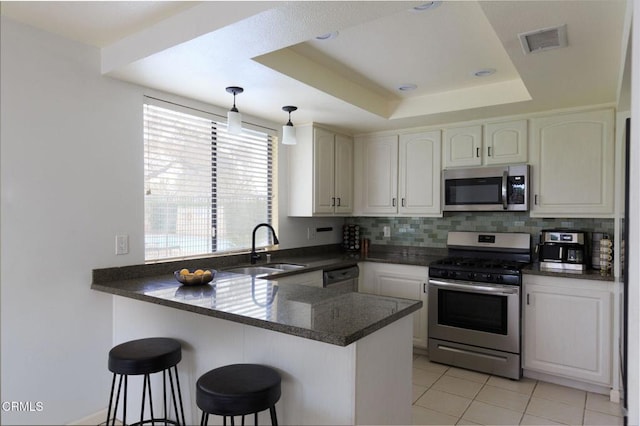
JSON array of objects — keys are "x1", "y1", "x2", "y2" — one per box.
[{"x1": 538, "y1": 229, "x2": 588, "y2": 271}]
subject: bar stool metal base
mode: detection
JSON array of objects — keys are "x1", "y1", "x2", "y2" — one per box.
[
  {"x1": 106, "y1": 337, "x2": 186, "y2": 426},
  {"x1": 197, "y1": 364, "x2": 281, "y2": 426}
]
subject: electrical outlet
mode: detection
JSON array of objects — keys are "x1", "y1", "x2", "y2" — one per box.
[
  {"x1": 307, "y1": 227, "x2": 316, "y2": 240},
  {"x1": 115, "y1": 234, "x2": 129, "y2": 255},
  {"x1": 383, "y1": 226, "x2": 391, "y2": 238}
]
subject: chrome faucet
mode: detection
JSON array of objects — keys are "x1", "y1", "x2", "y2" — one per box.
[{"x1": 250, "y1": 223, "x2": 279, "y2": 264}]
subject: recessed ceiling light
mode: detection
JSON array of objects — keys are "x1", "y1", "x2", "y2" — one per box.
[
  {"x1": 315, "y1": 31, "x2": 339, "y2": 41},
  {"x1": 473, "y1": 68, "x2": 496, "y2": 77},
  {"x1": 397, "y1": 83, "x2": 418, "y2": 92},
  {"x1": 410, "y1": 2, "x2": 442, "y2": 12}
]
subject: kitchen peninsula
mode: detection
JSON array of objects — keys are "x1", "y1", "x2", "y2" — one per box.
[{"x1": 92, "y1": 260, "x2": 422, "y2": 425}]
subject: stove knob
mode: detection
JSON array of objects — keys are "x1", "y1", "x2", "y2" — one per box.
[
  {"x1": 450, "y1": 271, "x2": 457, "y2": 279},
  {"x1": 467, "y1": 272, "x2": 475, "y2": 280},
  {"x1": 496, "y1": 275, "x2": 504, "y2": 283}
]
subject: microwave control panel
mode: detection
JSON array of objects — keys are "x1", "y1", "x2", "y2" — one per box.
[{"x1": 507, "y1": 176, "x2": 526, "y2": 204}]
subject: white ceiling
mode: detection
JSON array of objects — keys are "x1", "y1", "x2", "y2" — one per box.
[{"x1": 1, "y1": 1, "x2": 630, "y2": 134}]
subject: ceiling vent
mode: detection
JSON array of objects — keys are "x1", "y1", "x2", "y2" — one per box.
[{"x1": 518, "y1": 24, "x2": 568, "y2": 54}]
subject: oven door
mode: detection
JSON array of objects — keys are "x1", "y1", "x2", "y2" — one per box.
[{"x1": 428, "y1": 279, "x2": 520, "y2": 354}]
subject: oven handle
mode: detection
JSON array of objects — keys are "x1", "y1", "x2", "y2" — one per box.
[
  {"x1": 502, "y1": 170, "x2": 508, "y2": 210},
  {"x1": 428, "y1": 279, "x2": 519, "y2": 295}
]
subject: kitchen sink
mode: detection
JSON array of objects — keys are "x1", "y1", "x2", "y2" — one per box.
[
  {"x1": 224, "y1": 263, "x2": 305, "y2": 277},
  {"x1": 264, "y1": 263, "x2": 305, "y2": 271},
  {"x1": 225, "y1": 266, "x2": 283, "y2": 276}
]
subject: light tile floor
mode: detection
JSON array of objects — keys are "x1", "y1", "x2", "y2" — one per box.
[{"x1": 412, "y1": 354, "x2": 624, "y2": 425}]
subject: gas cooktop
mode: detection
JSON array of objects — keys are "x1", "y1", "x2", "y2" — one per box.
[{"x1": 429, "y1": 231, "x2": 533, "y2": 286}]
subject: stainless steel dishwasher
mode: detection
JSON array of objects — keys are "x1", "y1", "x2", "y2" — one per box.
[{"x1": 323, "y1": 265, "x2": 359, "y2": 292}]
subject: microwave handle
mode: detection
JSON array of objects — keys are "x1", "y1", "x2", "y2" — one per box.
[{"x1": 502, "y1": 170, "x2": 508, "y2": 210}]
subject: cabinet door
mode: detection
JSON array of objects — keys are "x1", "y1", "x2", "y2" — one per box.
[
  {"x1": 368, "y1": 263, "x2": 429, "y2": 348},
  {"x1": 398, "y1": 131, "x2": 441, "y2": 216},
  {"x1": 313, "y1": 127, "x2": 336, "y2": 214},
  {"x1": 443, "y1": 125, "x2": 482, "y2": 168},
  {"x1": 357, "y1": 135, "x2": 399, "y2": 214},
  {"x1": 524, "y1": 280, "x2": 612, "y2": 386},
  {"x1": 530, "y1": 109, "x2": 614, "y2": 217},
  {"x1": 484, "y1": 120, "x2": 528, "y2": 165},
  {"x1": 334, "y1": 134, "x2": 353, "y2": 214}
]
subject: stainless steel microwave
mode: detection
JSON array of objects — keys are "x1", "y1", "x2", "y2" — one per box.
[{"x1": 442, "y1": 164, "x2": 529, "y2": 212}]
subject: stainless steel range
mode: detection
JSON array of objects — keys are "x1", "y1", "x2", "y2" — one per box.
[{"x1": 428, "y1": 231, "x2": 531, "y2": 380}]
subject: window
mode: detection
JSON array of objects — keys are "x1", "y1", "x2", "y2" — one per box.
[{"x1": 143, "y1": 98, "x2": 276, "y2": 261}]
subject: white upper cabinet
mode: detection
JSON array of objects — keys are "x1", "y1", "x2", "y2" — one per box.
[
  {"x1": 443, "y1": 121, "x2": 528, "y2": 168},
  {"x1": 354, "y1": 134, "x2": 399, "y2": 215},
  {"x1": 354, "y1": 131, "x2": 441, "y2": 216},
  {"x1": 398, "y1": 131, "x2": 442, "y2": 216},
  {"x1": 333, "y1": 133, "x2": 354, "y2": 214},
  {"x1": 443, "y1": 125, "x2": 483, "y2": 167},
  {"x1": 529, "y1": 109, "x2": 614, "y2": 217},
  {"x1": 288, "y1": 124, "x2": 353, "y2": 217},
  {"x1": 484, "y1": 120, "x2": 528, "y2": 165}
]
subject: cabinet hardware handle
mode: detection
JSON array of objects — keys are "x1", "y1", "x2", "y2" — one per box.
[
  {"x1": 392, "y1": 198, "x2": 396, "y2": 207},
  {"x1": 423, "y1": 283, "x2": 427, "y2": 293},
  {"x1": 402, "y1": 198, "x2": 406, "y2": 207},
  {"x1": 527, "y1": 294, "x2": 530, "y2": 305},
  {"x1": 337, "y1": 197, "x2": 341, "y2": 207},
  {"x1": 331, "y1": 197, "x2": 335, "y2": 207},
  {"x1": 534, "y1": 194, "x2": 538, "y2": 205},
  {"x1": 488, "y1": 147, "x2": 492, "y2": 156},
  {"x1": 476, "y1": 147, "x2": 480, "y2": 157}
]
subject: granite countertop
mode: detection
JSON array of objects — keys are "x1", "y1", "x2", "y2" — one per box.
[
  {"x1": 523, "y1": 263, "x2": 615, "y2": 282},
  {"x1": 91, "y1": 269, "x2": 422, "y2": 347},
  {"x1": 91, "y1": 244, "x2": 612, "y2": 347}
]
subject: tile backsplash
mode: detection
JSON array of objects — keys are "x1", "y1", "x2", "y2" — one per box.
[{"x1": 349, "y1": 212, "x2": 614, "y2": 248}]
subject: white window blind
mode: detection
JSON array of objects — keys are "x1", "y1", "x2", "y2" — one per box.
[{"x1": 144, "y1": 99, "x2": 275, "y2": 261}]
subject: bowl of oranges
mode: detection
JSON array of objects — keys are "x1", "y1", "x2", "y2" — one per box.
[{"x1": 174, "y1": 268, "x2": 215, "y2": 286}]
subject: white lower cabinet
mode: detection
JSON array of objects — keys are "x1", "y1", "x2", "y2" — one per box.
[
  {"x1": 359, "y1": 262, "x2": 428, "y2": 348},
  {"x1": 523, "y1": 275, "x2": 613, "y2": 386}
]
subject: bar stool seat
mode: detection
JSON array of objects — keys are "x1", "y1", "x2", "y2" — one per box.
[
  {"x1": 196, "y1": 364, "x2": 281, "y2": 426},
  {"x1": 106, "y1": 337, "x2": 185, "y2": 426}
]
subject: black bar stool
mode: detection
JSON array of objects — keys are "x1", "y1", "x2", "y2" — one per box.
[
  {"x1": 196, "y1": 364, "x2": 281, "y2": 426},
  {"x1": 106, "y1": 337, "x2": 186, "y2": 426}
]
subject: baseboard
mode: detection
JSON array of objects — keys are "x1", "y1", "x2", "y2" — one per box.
[
  {"x1": 523, "y1": 369, "x2": 614, "y2": 398},
  {"x1": 413, "y1": 346, "x2": 429, "y2": 356},
  {"x1": 67, "y1": 409, "x2": 121, "y2": 425}
]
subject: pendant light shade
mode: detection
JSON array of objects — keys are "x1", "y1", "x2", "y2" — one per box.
[
  {"x1": 226, "y1": 86, "x2": 243, "y2": 134},
  {"x1": 281, "y1": 106, "x2": 298, "y2": 145}
]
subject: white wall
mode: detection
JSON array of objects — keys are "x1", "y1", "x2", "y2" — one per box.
[
  {"x1": 0, "y1": 17, "x2": 145, "y2": 424},
  {"x1": 0, "y1": 16, "x2": 340, "y2": 424}
]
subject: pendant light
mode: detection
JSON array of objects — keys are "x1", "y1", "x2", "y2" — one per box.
[
  {"x1": 281, "y1": 106, "x2": 298, "y2": 145},
  {"x1": 226, "y1": 86, "x2": 243, "y2": 134}
]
